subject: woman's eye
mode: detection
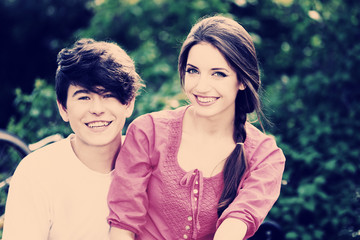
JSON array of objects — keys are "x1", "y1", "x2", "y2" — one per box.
[
  {"x1": 186, "y1": 68, "x2": 199, "y2": 74},
  {"x1": 213, "y1": 72, "x2": 227, "y2": 77}
]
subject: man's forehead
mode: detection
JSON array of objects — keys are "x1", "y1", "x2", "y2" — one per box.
[{"x1": 69, "y1": 84, "x2": 111, "y2": 93}]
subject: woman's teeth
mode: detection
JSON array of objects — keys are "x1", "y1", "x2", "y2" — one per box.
[{"x1": 197, "y1": 96, "x2": 217, "y2": 103}]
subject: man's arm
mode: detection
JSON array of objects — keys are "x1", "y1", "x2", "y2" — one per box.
[{"x1": 2, "y1": 160, "x2": 51, "y2": 239}]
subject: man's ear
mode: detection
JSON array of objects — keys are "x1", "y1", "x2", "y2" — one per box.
[
  {"x1": 57, "y1": 101, "x2": 69, "y2": 122},
  {"x1": 125, "y1": 98, "x2": 135, "y2": 118}
]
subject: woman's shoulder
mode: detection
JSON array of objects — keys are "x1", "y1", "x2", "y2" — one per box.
[
  {"x1": 149, "y1": 105, "x2": 188, "y2": 121},
  {"x1": 245, "y1": 122, "x2": 275, "y2": 139},
  {"x1": 244, "y1": 122, "x2": 284, "y2": 165},
  {"x1": 245, "y1": 122, "x2": 279, "y2": 151},
  {"x1": 124, "y1": 106, "x2": 188, "y2": 151},
  {"x1": 131, "y1": 105, "x2": 189, "y2": 127}
]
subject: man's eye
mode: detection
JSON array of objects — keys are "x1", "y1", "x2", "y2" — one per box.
[
  {"x1": 78, "y1": 96, "x2": 90, "y2": 100},
  {"x1": 104, "y1": 93, "x2": 115, "y2": 98}
]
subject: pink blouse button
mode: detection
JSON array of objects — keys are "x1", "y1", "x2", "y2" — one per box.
[
  {"x1": 193, "y1": 189, "x2": 198, "y2": 194},
  {"x1": 185, "y1": 225, "x2": 190, "y2": 230},
  {"x1": 183, "y1": 234, "x2": 188, "y2": 239},
  {"x1": 187, "y1": 216, "x2": 192, "y2": 221}
]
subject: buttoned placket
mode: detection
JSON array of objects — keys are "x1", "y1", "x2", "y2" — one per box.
[{"x1": 180, "y1": 169, "x2": 204, "y2": 239}]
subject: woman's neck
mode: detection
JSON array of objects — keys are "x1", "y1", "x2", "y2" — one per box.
[
  {"x1": 186, "y1": 106, "x2": 234, "y2": 139},
  {"x1": 178, "y1": 106, "x2": 237, "y2": 177}
]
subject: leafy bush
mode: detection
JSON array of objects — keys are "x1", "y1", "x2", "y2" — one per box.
[{"x1": 6, "y1": 79, "x2": 72, "y2": 144}]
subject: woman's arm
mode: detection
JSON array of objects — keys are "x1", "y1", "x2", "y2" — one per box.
[
  {"x1": 107, "y1": 115, "x2": 155, "y2": 235},
  {"x1": 214, "y1": 218, "x2": 247, "y2": 240},
  {"x1": 216, "y1": 131, "x2": 286, "y2": 239},
  {"x1": 109, "y1": 227, "x2": 135, "y2": 240}
]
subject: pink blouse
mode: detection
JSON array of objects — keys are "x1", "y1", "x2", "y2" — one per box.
[{"x1": 107, "y1": 106, "x2": 285, "y2": 239}]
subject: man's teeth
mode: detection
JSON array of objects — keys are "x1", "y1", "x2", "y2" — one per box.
[
  {"x1": 87, "y1": 121, "x2": 111, "y2": 128},
  {"x1": 197, "y1": 96, "x2": 217, "y2": 103}
]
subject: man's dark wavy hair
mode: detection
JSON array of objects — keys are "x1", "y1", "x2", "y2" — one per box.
[{"x1": 56, "y1": 38, "x2": 144, "y2": 108}]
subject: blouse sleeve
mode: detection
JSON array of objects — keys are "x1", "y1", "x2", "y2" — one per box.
[
  {"x1": 107, "y1": 114, "x2": 155, "y2": 235},
  {"x1": 216, "y1": 133, "x2": 286, "y2": 239}
]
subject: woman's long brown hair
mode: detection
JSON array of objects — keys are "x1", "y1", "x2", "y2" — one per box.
[{"x1": 178, "y1": 15, "x2": 263, "y2": 217}]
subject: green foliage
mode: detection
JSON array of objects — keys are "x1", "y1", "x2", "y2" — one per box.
[
  {"x1": 257, "y1": 0, "x2": 360, "y2": 239},
  {"x1": 7, "y1": 79, "x2": 72, "y2": 144}
]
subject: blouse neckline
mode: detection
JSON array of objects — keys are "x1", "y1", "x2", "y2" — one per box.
[{"x1": 172, "y1": 105, "x2": 223, "y2": 181}]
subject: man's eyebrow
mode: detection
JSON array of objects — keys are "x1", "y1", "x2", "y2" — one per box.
[{"x1": 72, "y1": 89, "x2": 90, "y2": 97}]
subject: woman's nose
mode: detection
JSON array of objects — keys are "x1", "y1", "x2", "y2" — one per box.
[{"x1": 195, "y1": 74, "x2": 211, "y2": 92}]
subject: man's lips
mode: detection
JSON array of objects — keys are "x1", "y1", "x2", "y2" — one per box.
[{"x1": 85, "y1": 121, "x2": 112, "y2": 128}]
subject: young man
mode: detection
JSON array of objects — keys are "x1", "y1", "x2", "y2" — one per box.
[{"x1": 2, "y1": 38, "x2": 144, "y2": 240}]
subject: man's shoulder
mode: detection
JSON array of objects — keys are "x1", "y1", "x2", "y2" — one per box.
[
  {"x1": 26, "y1": 136, "x2": 69, "y2": 159},
  {"x1": 15, "y1": 137, "x2": 71, "y2": 175}
]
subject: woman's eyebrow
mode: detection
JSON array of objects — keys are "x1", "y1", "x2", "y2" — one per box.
[
  {"x1": 211, "y1": 67, "x2": 230, "y2": 73},
  {"x1": 186, "y1": 63, "x2": 198, "y2": 69},
  {"x1": 187, "y1": 63, "x2": 230, "y2": 73}
]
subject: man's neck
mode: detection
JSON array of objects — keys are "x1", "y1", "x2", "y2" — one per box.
[{"x1": 70, "y1": 135, "x2": 122, "y2": 174}]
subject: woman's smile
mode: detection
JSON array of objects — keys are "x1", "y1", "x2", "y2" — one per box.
[{"x1": 194, "y1": 95, "x2": 219, "y2": 105}]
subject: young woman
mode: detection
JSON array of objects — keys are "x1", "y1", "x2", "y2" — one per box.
[{"x1": 107, "y1": 15, "x2": 286, "y2": 240}]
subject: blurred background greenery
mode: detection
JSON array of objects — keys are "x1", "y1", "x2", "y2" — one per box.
[{"x1": 0, "y1": 0, "x2": 359, "y2": 239}]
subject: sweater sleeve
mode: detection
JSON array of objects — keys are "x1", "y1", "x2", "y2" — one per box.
[
  {"x1": 2, "y1": 158, "x2": 51, "y2": 240},
  {"x1": 107, "y1": 114, "x2": 155, "y2": 235},
  {"x1": 216, "y1": 132, "x2": 286, "y2": 239}
]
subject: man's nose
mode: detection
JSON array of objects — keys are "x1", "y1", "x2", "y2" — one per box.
[{"x1": 89, "y1": 98, "x2": 105, "y2": 115}]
